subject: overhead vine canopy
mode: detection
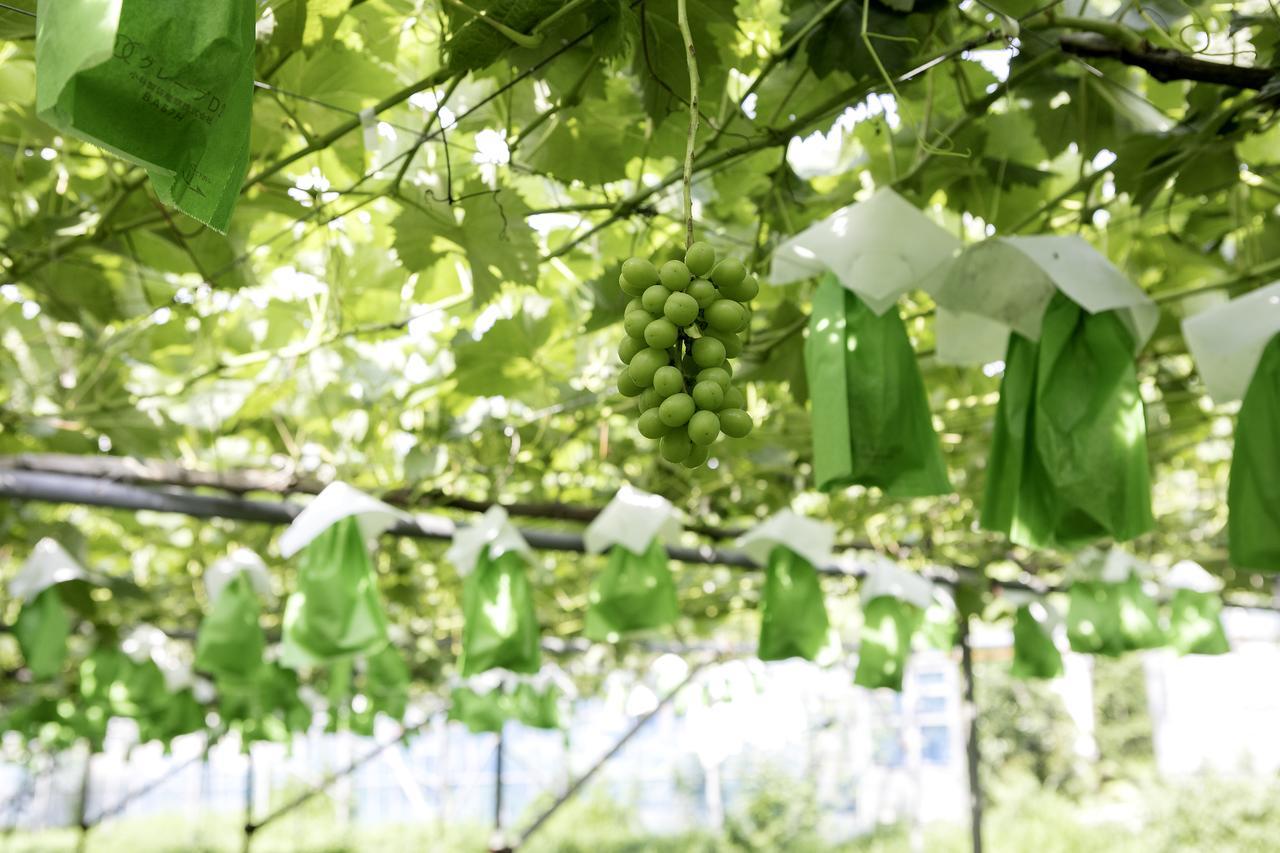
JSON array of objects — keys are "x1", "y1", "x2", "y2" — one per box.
[{"x1": 1, "y1": 0, "x2": 1279, "y2": 702}]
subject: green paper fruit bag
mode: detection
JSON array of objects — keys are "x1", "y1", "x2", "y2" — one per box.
[
  {"x1": 757, "y1": 546, "x2": 830, "y2": 662},
  {"x1": 1067, "y1": 576, "x2": 1163, "y2": 656},
  {"x1": 459, "y1": 547, "x2": 541, "y2": 676},
  {"x1": 983, "y1": 292, "x2": 1154, "y2": 549},
  {"x1": 804, "y1": 276, "x2": 951, "y2": 497},
  {"x1": 35, "y1": 0, "x2": 256, "y2": 231},
  {"x1": 1168, "y1": 589, "x2": 1229, "y2": 656},
  {"x1": 448, "y1": 685, "x2": 508, "y2": 734},
  {"x1": 854, "y1": 596, "x2": 923, "y2": 691},
  {"x1": 584, "y1": 540, "x2": 679, "y2": 641},
  {"x1": 1229, "y1": 333, "x2": 1280, "y2": 572},
  {"x1": 282, "y1": 516, "x2": 391, "y2": 665},
  {"x1": 1010, "y1": 602, "x2": 1064, "y2": 680},
  {"x1": 14, "y1": 586, "x2": 71, "y2": 680},
  {"x1": 196, "y1": 571, "x2": 266, "y2": 682},
  {"x1": 511, "y1": 681, "x2": 560, "y2": 730}
]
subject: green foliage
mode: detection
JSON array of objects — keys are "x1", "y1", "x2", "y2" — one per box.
[{"x1": 1, "y1": 0, "x2": 1279, "y2": 734}]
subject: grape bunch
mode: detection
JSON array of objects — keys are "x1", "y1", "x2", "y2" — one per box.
[{"x1": 615, "y1": 241, "x2": 758, "y2": 468}]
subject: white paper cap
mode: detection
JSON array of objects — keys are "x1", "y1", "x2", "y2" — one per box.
[
  {"x1": 121, "y1": 625, "x2": 193, "y2": 693},
  {"x1": 10, "y1": 538, "x2": 89, "y2": 600},
  {"x1": 1067, "y1": 546, "x2": 1146, "y2": 584},
  {"x1": 1182, "y1": 280, "x2": 1280, "y2": 404},
  {"x1": 736, "y1": 509, "x2": 836, "y2": 571},
  {"x1": 204, "y1": 548, "x2": 275, "y2": 606},
  {"x1": 769, "y1": 187, "x2": 961, "y2": 315},
  {"x1": 278, "y1": 482, "x2": 410, "y2": 558},
  {"x1": 1165, "y1": 560, "x2": 1222, "y2": 593},
  {"x1": 583, "y1": 484, "x2": 682, "y2": 555},
  {"x1": 934, "y1": 235, "x2": 1158, "y2": 364},
  {"x1": 446, "y1": 506, "x2": 533, "y2": 576},
  {"x1": 859, "y1": 556, "x2": 934, "y2": 609}
]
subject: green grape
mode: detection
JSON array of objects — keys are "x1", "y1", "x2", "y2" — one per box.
[
  {"x1": 719, "y1": 408, "x2": 753, "y2": 438},
  {"x1": 683, "y1": 444, "x2": 710, "y2": 468},
  {"x1": 622, "y1": 258, "x2": 659, "y2": 291},
  {"x1": 641, "y1": 284, "x2": 669, "y2": 314},
  {"x1": 653, "y1": 365, "x2": 685, "y2": 398},
  {"x1": 687, "y1": 278, "x2": 718, "y2": 309},
  {"x1": 658, "y1": 393, "x2": 695, "y2": 427},
  {"x1": 623, "y1": 309, "x2": 653, "y2": 340},
  {"x1": 638, "y1": 408, "x2": 671, "y2": 439},
  {"x1": 660, "y1": 430, "x2": 693, "y2": 463},
  {"x1": 703, "y1": 326, "x2": 743, "y2": 358},
  {"x1": 628, "y1": 347, "x2": 668, "y2": 386},
  {"x1": 691, "y1": 380, "x2": 724, "y2": 411},
  {"x1": 720, "y1": 272, "x2": 759, "y2": 302},
  {"x1": 618, "y1": 372, "x2": 643, "y2": 397},
  {"x1": 617, "y1": 249, "x2": 753, "y2": 468},
  {"x1": 697, "y1": 367, "x2": 730, "y2": 389},
  {"x1": 619, "y1": 337, "x2": 644, "y2": 364},
  {"x1": 644, "y1": 318, "x2": 678, "y2": 349},
  {"x1": 723, "y1": 385, "x2": 746, "y2": 410},
  {"x1": 660, "y1": 260, "x2": 692, "y2": 292},
  {"x1": 688, "y1": 410, "x2": 720, "y2": 445},
  {"x1": 663, "y1": 292, "x2": 699, "y2": 327},
  {"x1": 706, "y1": 299, "x2": 745, "y2": 333},
  {"x1": 685, "y1": 241, "x2": 716, "y2": 277},
  {"x1": 711, "y1": 258, "x2": 746, "y2": 290},
  {"x1": 692, "y1": 336, "x2": 726, "y2": 368}
]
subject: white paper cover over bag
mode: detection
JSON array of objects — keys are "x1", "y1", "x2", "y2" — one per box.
[
  {"x1": 768, "y1": 187, "x2": 960, "y2": 315},
  {"x1": 859, "y1": 556, "x2": 934, "y2": 609},
  {"x1": 1182, "y1": 280, "x2": 1280, "y2": 404},
  {"x1": 10, "y1": 538, "x2": 89, "y2": 600},
  {"x1": 278, "y1": 482, "x2": 411, "y2": 558},
  {"x1": 736, "y1": 509, "x2": 836, "y2": 571},
  {"x1": 583, "y1": 484, "x2": 683, "y2": 555},
  {"x1": 447, "y1": 505, "x2": 534, "y2": 576}
]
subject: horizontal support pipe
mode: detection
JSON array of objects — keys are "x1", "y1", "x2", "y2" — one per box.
[{"x1": 2, "y1": 468, "x2": 1274, "y2": 612}]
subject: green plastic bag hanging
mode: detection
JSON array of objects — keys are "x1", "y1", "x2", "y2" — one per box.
[
  {"x1": 14, "y1": 587, "x2": 70, "y2": 680},
  {"x1": 582, "y1": 485, "x2": 682, "y2": 640},
  {"x1": 1164, "y1": 561, "x2": 1228, "y2": 656},
  {"x1": 853, "y1": 561, "x2": 933, "y2": 691},
  {"x1": 855, "y1": 596, "x2": 924, "y2": 690},
  {"x1": 584, "y1": 542, "x2": 679, "y2": 641},
  {"x1": 450, "y1": 507, "x2": 541, "y2": 677},
  {"x1": 282, "y1": 516, "x2": 391, "y2": 666},
  {"x1": 1229, "y1": 333, "x2": 1280, "y2": 572},
  {"x1": 35, "y1": 0, "x2": 256, "y2": 231},
  {"x1": 511, "y1": 680, "x2": 561, "y2": 730},
  {"x1": 1010, "y1": 601, "x2": 1064, "y2": 680},
  {"x1": 804, "y1": 276, "x2": 951, "y2": 497},
  {"x1": 364, "y1": 644, "x2": 411, "y2": 722},
  {"x1": 458, "y1": 548, "x2": 541, "y2": 676},
  {"x1": 757, "y1": 546, "x2": 830, "y2": 662},
  {"x1": 1168, "y1": 590, "x2": 1229, "y2": 655},
  {"x1": 10, "y1": 538, "x2": 93, "y2": 681},
  {"x1": 738, "y1": 510, "x2": 838, "y2": 663},
  {"x1": 448, "y1": 684, "x2": 508, "y2": 734},
  {"x1": 983, "y1": 292, "x2": 1154, "y2": 549},
  {"x1": 196, "y1": 569, "x2": 267, "y2": 683},
  {"x1": 1066, "y1": 550, "x2": 1163, "y2": 656}
]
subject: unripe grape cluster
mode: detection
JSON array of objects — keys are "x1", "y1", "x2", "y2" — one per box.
[{"x1": 615, "y1": 241, "x2": 757, "y2": 468}]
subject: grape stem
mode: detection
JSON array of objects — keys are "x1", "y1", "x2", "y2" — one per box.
[{"x1": 676, "y1": 0, "x2": 699, "y2": 249}]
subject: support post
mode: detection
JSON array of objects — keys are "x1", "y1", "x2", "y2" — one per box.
[
  {"x1": 490, "y1": 725, "x2": 509, "y2": 853},
  {"x1": 514, "y1": 660, "x2": 707, "y2": 848},
  {"x1": 242, "y1": 746, "x2": 255, "y2": 853},
  {"x1": 74, "y1": 745, "x2": 92, "y2": 853},
  {"x1": 958, "y1": 615, "x2": 984, "y2": 853}
]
